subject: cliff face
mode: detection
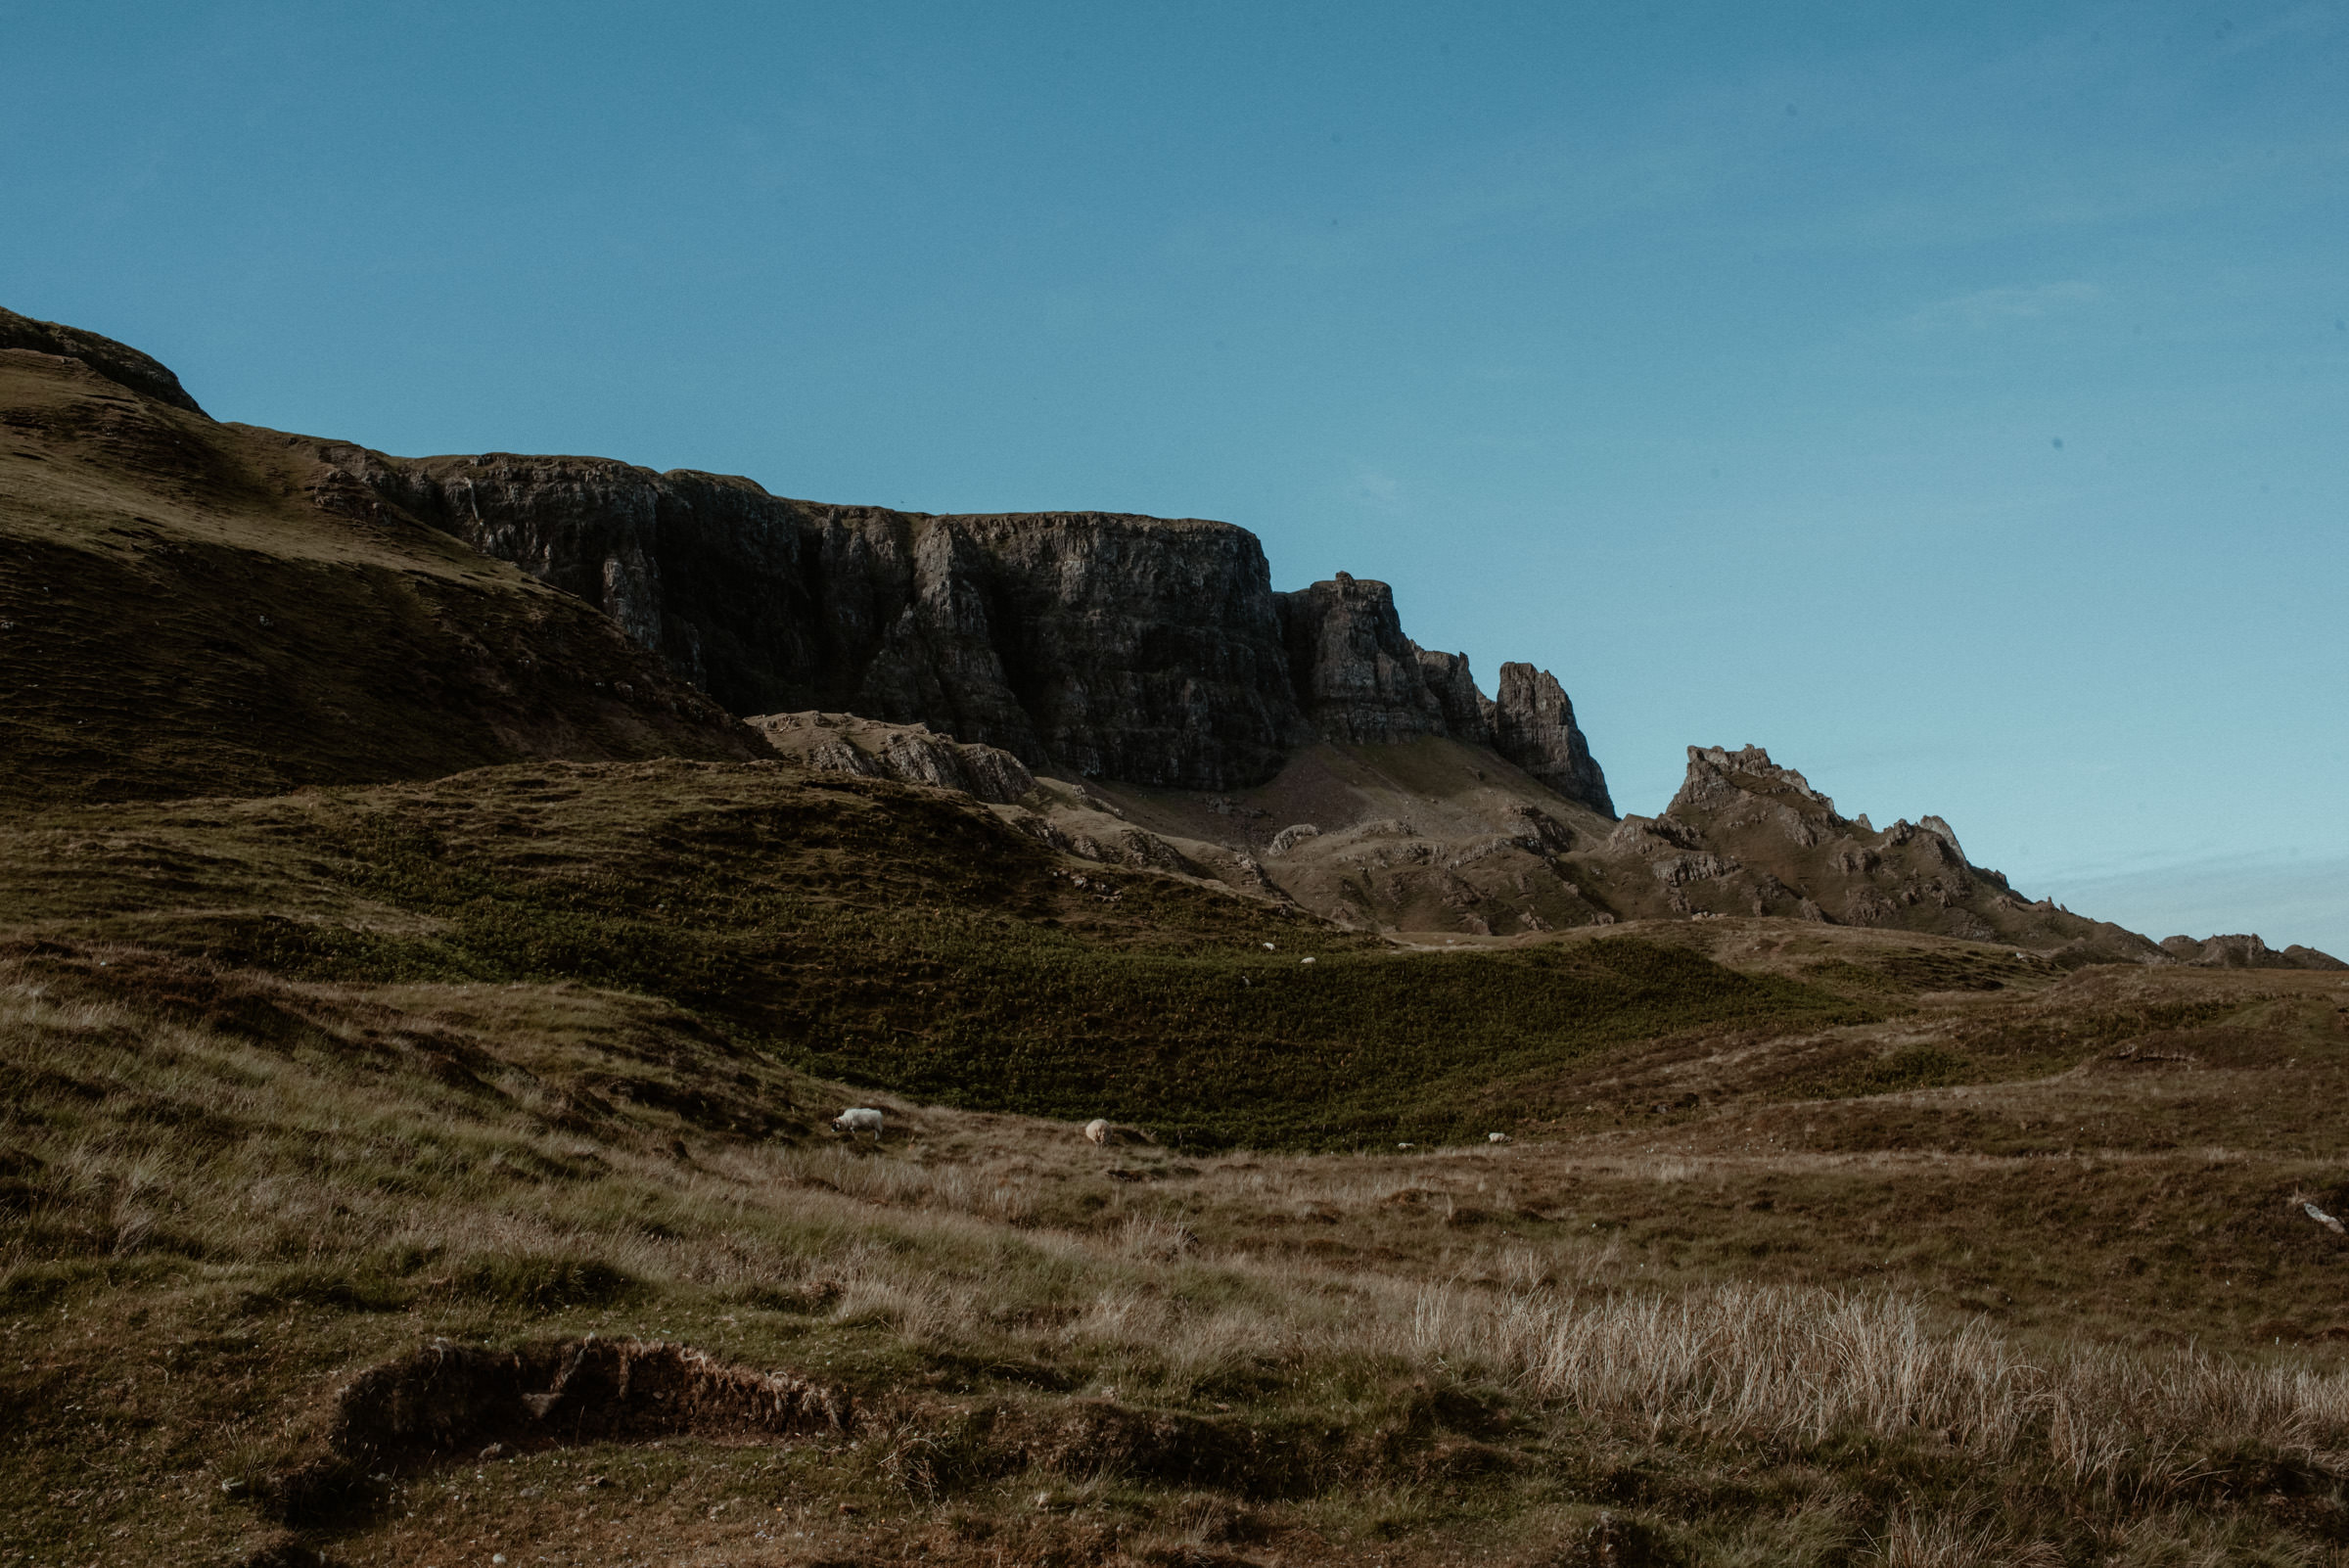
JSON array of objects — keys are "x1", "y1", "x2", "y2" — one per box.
[
  {"x1": 1274, "y1": 574, "x2": 1450, "y2": 746},
  {"x1": 331, "y1": 448, "x2": 1315, "y2": 789},
  {"x1": 1491, "y1": 663, "x2": 1615, "y2": 817},
  {"x1": 324, "y1": 448, "x2": 1613, "y2": 803}
]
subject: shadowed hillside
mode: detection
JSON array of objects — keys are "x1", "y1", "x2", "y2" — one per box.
[{"x1": 0, "y1": 310, "x2": 764, "y2": 810}]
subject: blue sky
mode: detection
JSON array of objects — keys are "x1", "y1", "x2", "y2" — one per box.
[{"x1": 6, "y1": 1, "x2": 2344, "y2": 953}]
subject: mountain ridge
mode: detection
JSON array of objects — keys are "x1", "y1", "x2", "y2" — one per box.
[{"x1": 3, "y1": 304, "x2": 2336, "y2": 963}]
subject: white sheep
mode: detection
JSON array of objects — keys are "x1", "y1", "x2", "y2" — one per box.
[
  {"x1": 1084, "y1": 1118, "x2": 1110, "y2": 1145},
  {"x1": 832, "y1": 1107, "x2": 884, "y2": 1141},
  {"x1": 1488, "y1": 1131, "x2": 1512, "y2": 1144}
]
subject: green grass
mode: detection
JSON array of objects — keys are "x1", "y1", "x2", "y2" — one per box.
[{"x1": 0, "y1": 761, "x2": 1870, "y2": 1149}]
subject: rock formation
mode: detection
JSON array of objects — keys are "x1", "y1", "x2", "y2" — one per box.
[
  {"x1": 312, "y1": 445, "x2": 1613, "y2": 804},
  {"x1": 1489, "y1": 663, "x2": 1614, "y2": 817},
  {"x1": 318, "y1": 449, "x2": 1309, "y2": 789},
  {"x1": 1273, "y1": 573, "x2": 1451, "y2": 745},
  {"x1": 2158, "y1": 934, "x2": 2348, "y2": 971},
  {"x1": 1561, "y1": 744, "x2": 2165, "y2": 959},
  {"x1": 749, "y1": 712, "x2": 1036, "y2": 807},
  {"x1": 1414, "y1": 650, "x2": 1492, "y2": 746}
]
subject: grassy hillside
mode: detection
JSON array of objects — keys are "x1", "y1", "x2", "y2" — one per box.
[
  {"x1": 0, "y1": 760, "x2": 1869, "y2": 1150},
  {"x1": 8, "y1": 877, "x2": 2349, "y2": 1565},
  {"x1": 0, "y1": 340, "x2": 761, "y2": 810}
]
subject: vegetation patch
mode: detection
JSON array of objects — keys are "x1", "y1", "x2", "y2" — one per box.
[{"x1": 0, "y1": 765, "x2": 1868, "y2": 1148}]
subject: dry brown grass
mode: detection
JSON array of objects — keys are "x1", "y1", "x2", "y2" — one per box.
[
  {"x1": 10, "y1": 936, "x2": 2349, "y2": 1565},
  {"x1": 1406, "y1": 1279, "x2": 2349, "y2": 1493}
]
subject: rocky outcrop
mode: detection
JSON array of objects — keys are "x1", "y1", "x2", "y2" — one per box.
[
  {"x1": 1267, "y1": 823, "x2": 1322, "y2": 856},
  {"x1": 2159, "y1": 934, "x2": 2348, "y2": 971},
  {"x1": 1490, "y1": 663, "x2": 1614, "y2": 816},
  {"x1": 1415, "y1": 650, "x2": 1493, "y2": 746},
  {"x1": 749, "y1": 712, "x2": 1036, "y2": 806},
  {"x1": 0, "y1": 305, "x2": 207, "y2": 415},
  {"x1": 1573, "y1": 744, "x2": 2167, "y2": 958},
  {"x1": 1264, "y1": 576, "x2": 1611, "y2": 813},
  {"x1": 1272, "y1": 574, "x2": 1450, "y2": 745},
  {"x1": 319, "y1": 447, "x2": 1313, "y2": 790}
]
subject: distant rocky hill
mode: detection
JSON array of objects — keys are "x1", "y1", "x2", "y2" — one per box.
[
  {"x1": 745, "y1": 713, "x2": 2191, "y2": 961},
  {"x1": 1576, "y1": 745, "x2": 2165, "y2": 960},
  {"x1": 2158, "y1": 933, "x2": 2347, "y2": 971}
]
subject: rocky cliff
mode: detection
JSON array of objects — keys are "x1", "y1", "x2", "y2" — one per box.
[
  {"x1": 1274, "y1": 573, "x2": 1451, "y2": 746},
  {"x1": 316, "y1": 447, "x2": 1611, "y2": 803},
  {"x1": 1491, "y1": 663, "x2": 1614, "y2": 817},
  {"x1": 339, "y1": 449, "x2": 1309, "y2": 788},
  {"x1": 3, "y1": 303, "x2": 1614, "y2": 812}
]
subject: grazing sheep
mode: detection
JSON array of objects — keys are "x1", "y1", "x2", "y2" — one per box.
[
  {"x1": 832, "y1": 1107, "x2": 884, "y2": 1141},
  {"x1": 1082, "y1": 1118, "x2": 1156, "y2": 1147},
  {"x1": 1488, "y1": 1132, "x2": 1512, "y2": 1144},
  {"x1": 1084, "y1": 1118, "x2": 1110, "y2": 1145}
]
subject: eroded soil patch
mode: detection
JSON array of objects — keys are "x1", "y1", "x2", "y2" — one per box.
[{"x1": 261, "y1": 1335, "x2": 850, "y2": 1527}]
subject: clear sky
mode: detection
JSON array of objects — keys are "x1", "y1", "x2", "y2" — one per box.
[{"x1": 6, "y1": 1, "x2": 2344, "y2": 954}]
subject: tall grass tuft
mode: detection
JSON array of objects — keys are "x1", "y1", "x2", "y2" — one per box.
[{"x1": 1405, "y1": 1280, "x2": 2349, "y2": 1496}]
